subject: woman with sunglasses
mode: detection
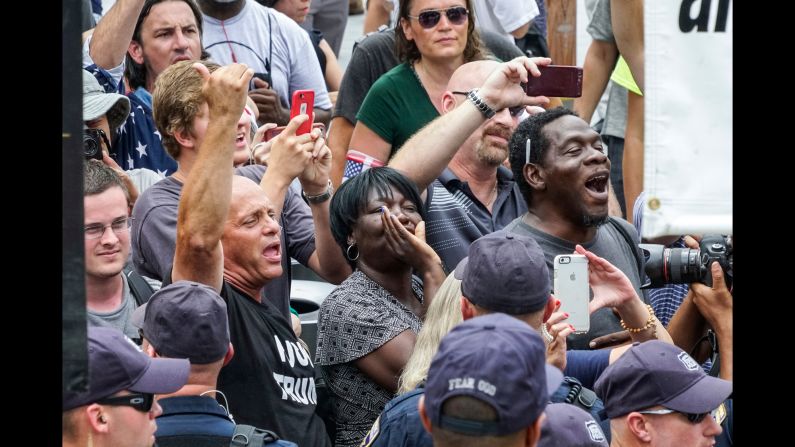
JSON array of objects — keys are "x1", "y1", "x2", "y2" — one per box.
[
  {"x1": 315, "y1": 167, "x2": 446, "y2": 446},
  {"x1": 348, "y1": 0, "x2": 484, "y2": 166}
]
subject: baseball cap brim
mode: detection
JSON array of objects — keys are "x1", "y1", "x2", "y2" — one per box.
[
  {"x1": 545, "y1": 364, "x2": 564, "y2": 397},
  {"x1": 83, "y1": 93, "x2": 130, "y2": 131},
  {"x1": 131, "y1": 303, "x2": 147, "y2": 330},
  {"x1": 453, "y1": 257, "x2": 469, "y2": 280},
  {"x1": 128, "y1": 357, "x2": 190, "y2": 395},
  {"x1": 662, "y1": 374, "x2": 732, "y2": 414}
]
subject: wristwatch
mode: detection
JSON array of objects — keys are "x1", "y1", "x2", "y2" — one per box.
[
  {"x1": 302, "y1": 179, "x2": 334, "y2": 204},
  {"x1": 467, "y1": 88, "x2": 496, "y2": 119}
]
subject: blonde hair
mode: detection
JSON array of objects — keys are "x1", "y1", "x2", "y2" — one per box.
[{"x1": 398, "y1": 272, "x2": 463, "y2": 393}]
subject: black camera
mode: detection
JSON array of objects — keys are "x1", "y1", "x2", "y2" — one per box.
[
  {"x1": 83, "y1": 127, "x2": 108, "y2": 161},
  {"x1": 639, "y1": 235, "x2": 732, "y2": 289}
]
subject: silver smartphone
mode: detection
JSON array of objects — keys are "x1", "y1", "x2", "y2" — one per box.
[{"x1": 553, "y1": 254, "x2": 590, "y2": 333}]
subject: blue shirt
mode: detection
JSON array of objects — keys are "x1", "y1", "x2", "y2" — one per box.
[
  {"x1": 86, "y1": 65, "x2": 178, "y2": 175},
  {"x1": 361, "y1": 388, "x2": 432, "y2": 447},
  {"x1": 156, "y1": 395, "x2": 235, "y2": 440},
  {"x1": 564, "y1": 349, "x2": 611, "y2": 390},
  {"x1": 156, "y1": 395, "x2": 297, "y2": 446}
]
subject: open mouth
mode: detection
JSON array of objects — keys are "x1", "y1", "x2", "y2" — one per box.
[
  {"x1": 235, "y1": 133, "x2": 246, "y2": 147},
  {"x1": 584, "y1": 172, "x2": 609, "y2": 195},
  {"x1": 262, "y1": 241, "x2": 281, "y2": 262}
]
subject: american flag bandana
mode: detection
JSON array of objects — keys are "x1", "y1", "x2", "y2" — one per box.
[{"x1": 342, "y1": 150, "x2": 385, "y2": 183}]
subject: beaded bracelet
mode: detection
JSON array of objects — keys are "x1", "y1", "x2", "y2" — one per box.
[{"x1": 620, "y1": 304, "x2": 658, "y2": 338}]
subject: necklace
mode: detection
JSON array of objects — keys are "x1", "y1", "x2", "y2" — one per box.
[{"x1": 485, "y1": 179, "x2": 499, "y2": 208}]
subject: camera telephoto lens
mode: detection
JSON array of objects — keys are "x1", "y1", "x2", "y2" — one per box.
[{"x1": 640, "y1": 244, "x2": 703, "y2": 288}]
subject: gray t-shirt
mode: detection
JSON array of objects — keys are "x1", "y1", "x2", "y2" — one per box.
[
  {"x1": 86, "y1": 274, "x2": 139, "y2": 340},
  {"x1": 503, "y1": 216, "x2": 647, "y2": 350},
  {"x1": 586, "y1": 0, "x2": 627, "y2": 139},
  {"x1": 130, "y1": 165, "x2": 316, "y2": 319},
  {"x1": 333, "y1": 28, "x2": 399, "y2": 123},
  {"x1": 202, "y1": 0, "x2": 332, "y2": 111}
]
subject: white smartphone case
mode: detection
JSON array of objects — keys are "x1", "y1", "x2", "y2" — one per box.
[{"x1": 553, "y1": 254, "x2": 590, "y2": 333}]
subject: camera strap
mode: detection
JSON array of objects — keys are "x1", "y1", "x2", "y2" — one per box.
[
  {"x1": 607, "y1": 217, "x2": 647, "y2": 288},
  {"x1": 124, "y1": 266, "x2": 155, "y2": 307}
]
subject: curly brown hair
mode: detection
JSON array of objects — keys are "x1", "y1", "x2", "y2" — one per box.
[{"x1": 394, "y1": 0, "x2": 484, "y2": 64}]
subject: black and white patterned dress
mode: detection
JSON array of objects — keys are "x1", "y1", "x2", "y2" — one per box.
[{"x1": 315, "y1": 270, "x2": 423, "y2": 446}]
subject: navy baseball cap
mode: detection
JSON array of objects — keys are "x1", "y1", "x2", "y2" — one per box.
[
  {"x1": 538, "y1": 403, "x2": 608, "y2": 447},
  {"x1": 454, "y1": 231, "x2": 551, "y2": 314},
  {"x1": 63, "y1": 327, "x2": 190, "y2": 411},
  {"x1": 425, "y1": 313, "x2": 563, "y2": 436},
  {"x1": 142, "y1": 281, "x2": 230, "y2": 364},
  {"x1": 594, "y1": 340, "x2": 732, "y2": 419}
]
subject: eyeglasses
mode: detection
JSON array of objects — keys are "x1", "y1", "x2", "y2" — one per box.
[
  {"x1": 408, "y1": 6, "x2": 469, "y2": 29},
  {"x1": 637, "y1": 407, "x2": 720, "y2": 424},
  {"x1": 96, "y1": 393, "x2": 155, "y2": 413},
  {"x1": 451, "y1": 91, "x2": 524, "y2": 117},
  {"x1": 85, "y1": 217, "x2": 131, "y2": 240}
]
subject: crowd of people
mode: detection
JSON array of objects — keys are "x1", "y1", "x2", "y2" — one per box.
[{"x1": 68, "y1": 1, "x2": 733, "y2": 446}]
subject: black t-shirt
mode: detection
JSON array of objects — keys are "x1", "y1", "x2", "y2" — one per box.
[{"x1": 218, "y1": 281, "x2": 331, "y2": 447}]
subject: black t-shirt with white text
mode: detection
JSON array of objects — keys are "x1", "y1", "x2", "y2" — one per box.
[{"x1": 218, "y1": 281, "x2": 330, "y2": 447}]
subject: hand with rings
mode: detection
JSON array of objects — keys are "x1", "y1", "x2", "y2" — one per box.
[{"x1": 541, "y1": 322, "x2": 554, "y2": 343}]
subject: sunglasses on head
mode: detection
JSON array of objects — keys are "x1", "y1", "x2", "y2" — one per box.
[
  {"x1": 637, "y1": 407, "x2": 720, "y2": 424},
  {"x1": 96, "y1": 393, "x2": 155, "y2": 413},
  {"x1": 408, "y1": 6, "x2": 469, "y2": 29},
  {"x1": 451, "y1": 91, "x2": 524, "y2": 117}
]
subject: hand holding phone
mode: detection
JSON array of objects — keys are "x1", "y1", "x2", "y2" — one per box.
[
  {"x1": 524, "y1": 65, "x2": 583, "y2": 98},
  {"x1": 290, "y1": 89, "x2": 315, "y2": 135},
  {"x1": 554, "y1": 254, "x2": 590, "y2": 333},
  {"x1": 264, "y1": 122, "x2": 326, "y2": 142}
]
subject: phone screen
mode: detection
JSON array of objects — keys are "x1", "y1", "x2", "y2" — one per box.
[
  {"x1": 553, "y1": 254, "x2": 590, "y2": 333},
  {"x1": 524, "y1": 65, "x2": 583, "y2": 98}
]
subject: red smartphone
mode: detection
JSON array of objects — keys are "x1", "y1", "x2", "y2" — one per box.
[
  {"x1": 264, "y1": 122, "x2": 326, "y2": 142},
  {"x1": 524, "y1": 65, "x2": 583, "y2": 98},
  {"x1": 290, "y1": 89, "x2": 315, "y2": 135}
]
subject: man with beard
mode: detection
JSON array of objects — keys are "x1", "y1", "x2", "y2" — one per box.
[
  {"x1": 389, "y1": 57, "x2": 551, "y2": 271},
  {"x1": 504, "y1": 107, "x2": 651, "y2": 350}
]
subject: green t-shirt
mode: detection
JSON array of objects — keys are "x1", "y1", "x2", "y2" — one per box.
[{"x1": 355, "y1": 62, "x2": 439, "y2": 157}]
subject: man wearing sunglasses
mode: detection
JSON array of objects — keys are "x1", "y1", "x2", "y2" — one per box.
[
  {"x1": 63, "y1": 327, "x2": 190, "y2": 447},
  {"x1": 389, "y1": 56, "x2": 550, "y2": 271},
  {"x1": 594, "y1": 340, "x2": 731, "y2": 447}
]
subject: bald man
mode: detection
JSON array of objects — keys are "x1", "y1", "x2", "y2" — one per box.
[{"x1": 389, "y1": 56, "x2": 551, "y2": 270}]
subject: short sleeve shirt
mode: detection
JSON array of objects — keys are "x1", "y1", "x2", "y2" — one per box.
[
  {"x1": 315, "y1": 270, "x2": 423, "y2": 446},
  {"x1": 355, "y1": 63, "x2": 439, "y2": 156}
]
